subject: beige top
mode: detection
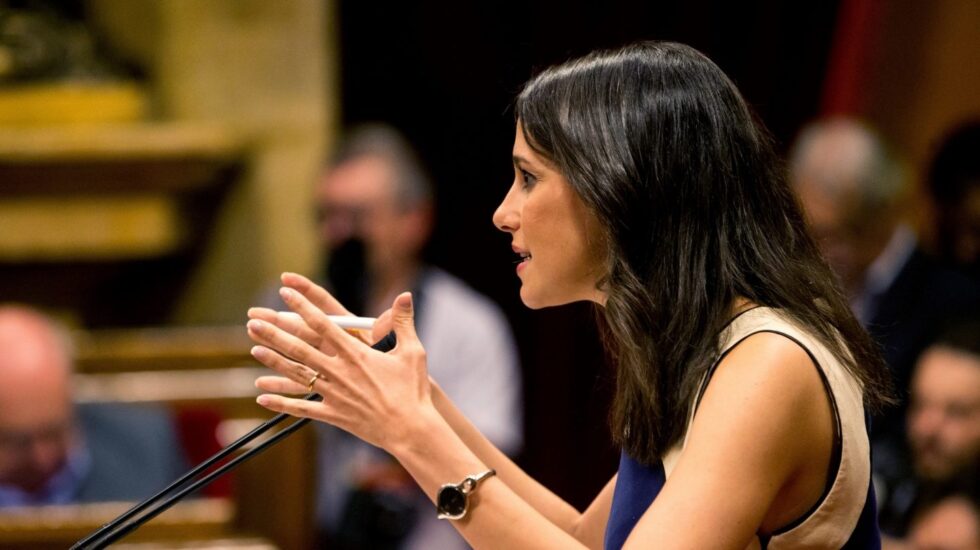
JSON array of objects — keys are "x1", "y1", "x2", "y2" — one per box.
[{"x1": 662, "y1": 307, "x2": 872, "y2": 549}]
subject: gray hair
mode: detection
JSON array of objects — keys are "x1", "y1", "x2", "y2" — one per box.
[
  {"x1": 327, "y1": 123, "x2": 434, "y2": 209},
  {"x1": 789, "y1": 118, "x2": 908, "y2": 214}
]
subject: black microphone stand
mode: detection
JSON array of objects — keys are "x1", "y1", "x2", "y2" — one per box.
[{"x1": 72, "y1": 332, "x2": 396, "y2": 549}]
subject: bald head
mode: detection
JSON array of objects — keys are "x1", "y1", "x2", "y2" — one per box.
[
  {"x1": 0, "y1": 305, "x2": 76, "y2": 492},
  {"x1": 0, "y1": 306, "x2": 73, "y2": 409},
  {"x1": 789, "y1": 118, "x2": 909, "y2": 294}
]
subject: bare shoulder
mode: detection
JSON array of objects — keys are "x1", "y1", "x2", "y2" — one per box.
[
  {"x1": 705, "y1": 330, "x2": 826, "y2": 411},
  {"x1": 687, "y1": 330, "x2": 832, "y2": 460},
  {"x1": 625, "y1": 331, "x2": 836, "y2": 546}
]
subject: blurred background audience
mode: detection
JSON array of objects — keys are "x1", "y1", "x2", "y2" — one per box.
[
  {"x1": 893, "y1": 470, "x2": 980, "y2": 550},
  {"x1": 0, "y1": 305, "x2": 187, "y2": 507},
  {"x1": 877, "y1": 317, "x2": 980, "y2": 539}
]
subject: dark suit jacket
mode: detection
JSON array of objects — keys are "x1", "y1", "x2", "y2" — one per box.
[
  {"x1": 74, "y1": 403, "x2": 189, "y2": 503},
  {"x1": 867, "y1": 247, "x2": 980, "y2": 409}
]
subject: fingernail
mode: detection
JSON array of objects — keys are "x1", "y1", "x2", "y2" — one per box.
[
  {"x1": 247, "y1": 319, "x2": 264, "y2": 332},
  {"x1": 279, "y1": 287, "x2": 295, "y2": 300},
  {"x1": 250, "y1": 345, "x2": 266, "y2": 359},
  {"x1": 256, "y1": 395, "x2": 271, "y2": 406},
  {"x1": 396, "y1": 292, "x2": 412, "y2": 310}
]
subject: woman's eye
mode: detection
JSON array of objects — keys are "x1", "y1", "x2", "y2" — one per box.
[{"x1": 520, "y1": 170, "x2": 537, "y2": 189}]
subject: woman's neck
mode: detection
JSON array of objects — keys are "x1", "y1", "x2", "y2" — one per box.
[{"x1": 730, "y1": 296, "x2": 757, "y2": 318}]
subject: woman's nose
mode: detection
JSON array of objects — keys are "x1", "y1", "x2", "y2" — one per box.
[{"x1": 493, "y1": 183, "x2": 520, "y2": 233}]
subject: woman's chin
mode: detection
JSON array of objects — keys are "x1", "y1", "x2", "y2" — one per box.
[
  {"x1": 519, "y1": 287, "x2": 594, "y2": 310},
  {"x1": 519, "y1": 287, "x2": 547, "y2": 310},
  {"x1": 519, "y1": 285, "x2": 563, "y2": 310}
]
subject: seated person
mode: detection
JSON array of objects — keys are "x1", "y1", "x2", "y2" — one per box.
[
  {"x1": 878, "y1": 316, "x2": 980, "y2": 536},
  {"x1": 905, "y1": 471, "x2": 979, "y2": 550},
  {"x1": 0, "y1": 305, "x2": 188, "y2": 506}
]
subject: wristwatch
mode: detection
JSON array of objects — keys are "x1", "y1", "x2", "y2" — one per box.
[{"x1": 436, "y1": 469, "x2": 496, "y2": 520}]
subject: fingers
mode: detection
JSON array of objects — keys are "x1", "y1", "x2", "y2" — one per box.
[
  {"x1": 255, "y1": 375, "x2": 309, "y2": 395},
  {"x1": 281, "y1": 272, "x2": 352, "y2": 316},
  {"x1": 250, "y1": 344, "x2": 323, "y2": 388},
  {"x1": 372, "y1": 309, "x2": 394, "y2": 344},
  {"x1": 255, "y1": 382, "x2": 357, "y2": 425},
  {"x1": 278, "y1": 286, "x2": 363, "y2": 360},
  {"x1": 256, "y1": 393, "x2": 325, "y2": 420},
  {"x1": 247, "y1": 306, "x2": 324, "y2": 349},
  {"x1": 391, "y1": 292, "x2": 421, "y2": 352}
]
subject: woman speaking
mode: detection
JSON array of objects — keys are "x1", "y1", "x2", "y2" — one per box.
[{"x1": 246, "y1": 41, "x2": 891, "y2": 549}]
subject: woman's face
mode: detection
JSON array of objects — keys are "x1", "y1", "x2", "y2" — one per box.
[{"x1": 493, "y1": 123, "x2": 606, "y2": 309}]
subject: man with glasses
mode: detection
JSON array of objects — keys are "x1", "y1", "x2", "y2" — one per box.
[{"x1": 0, "y1": 305, "x2": 187, "y2": 506}]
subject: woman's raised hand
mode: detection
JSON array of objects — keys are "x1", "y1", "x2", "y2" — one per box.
[{"x1": 248, "y1": 282, "x2": 434, "y2": 452}]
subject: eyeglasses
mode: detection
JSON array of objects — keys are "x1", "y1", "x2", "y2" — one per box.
[{"x1": 0, "y1": 422, "x2": 73, "y2": 455}]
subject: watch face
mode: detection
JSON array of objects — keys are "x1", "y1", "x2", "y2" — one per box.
[{"x1": 437, "y1": 485, "x2": 467, "y2": 519}]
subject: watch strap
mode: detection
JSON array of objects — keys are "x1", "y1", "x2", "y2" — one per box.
[{"x1": 460, "y1": 468, "x2": 496, "y2": 493}]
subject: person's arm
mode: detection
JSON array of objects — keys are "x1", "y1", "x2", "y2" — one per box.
[
  {"x1": 623, "y1": 332, "x2": 837, "y2": 548},
  {"x1": 415, "y1": 331, "x2": 831, "y2": 549},
  {"x1": 249, "y1": 275, "x2": 607, "y2": 547},
  {"x1": 429, "y1": 381, "x2": 615, "y2": 546}
]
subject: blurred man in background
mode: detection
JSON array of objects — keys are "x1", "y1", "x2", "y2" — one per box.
[
  {"x1": 0, "y1": 305, "x2": 187, "y2": 506},
  {"x1": 282, "y1": 124, "x2": 522, "y2": 549},
  {"x1": 790, "y1": 118, "x2": 912, "y2": 319},
  {"x1": 878, "y1": 318, "x2": 980, "y2": 536},
  {"x1": 905, "y1": 476, "x2": 980, "y2": 550},
  {"x1": 907, "y1": 323, "x2": 980, "y2": 486},
  {"x1": 789, "y1": 118, "x2": 980, "y2": 444}
]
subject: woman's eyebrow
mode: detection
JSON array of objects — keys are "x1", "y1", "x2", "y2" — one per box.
[{"x1": 512, "y1": 154, "x2": 534, "y2": 167}]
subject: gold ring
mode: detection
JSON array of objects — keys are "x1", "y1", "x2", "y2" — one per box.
[{"x1": 306, "y1": 373, "x2": 320, "y2": 393}]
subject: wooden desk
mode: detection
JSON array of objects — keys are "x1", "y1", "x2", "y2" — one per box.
[
  {"x1": 0, "y1": 498, "x2": 240, "y2": 549},
  {"x1": 73, "y1": 325, "x2": 254, "y2": 374}
]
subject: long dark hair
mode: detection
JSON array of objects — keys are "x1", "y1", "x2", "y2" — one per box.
[{"x1": 516, "y1": 41, "x2": 892, "y2": 464}]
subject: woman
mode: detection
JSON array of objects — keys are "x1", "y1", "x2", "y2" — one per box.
[{"x1": 246, "y1": 41, "x2": 892, "y2": 548}]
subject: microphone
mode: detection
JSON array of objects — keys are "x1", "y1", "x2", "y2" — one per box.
[{"x1": 71, "y1": 331, "x2": 398, "y2": 549}]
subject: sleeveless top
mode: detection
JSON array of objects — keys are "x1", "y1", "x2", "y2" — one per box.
[{"x1": 604, "y1": 308, "x2": 881, "y2": 549}]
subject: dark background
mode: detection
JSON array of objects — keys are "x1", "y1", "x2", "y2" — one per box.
[{"x1": 337, "y1": 0, "x2": 841, "y2": 508}]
